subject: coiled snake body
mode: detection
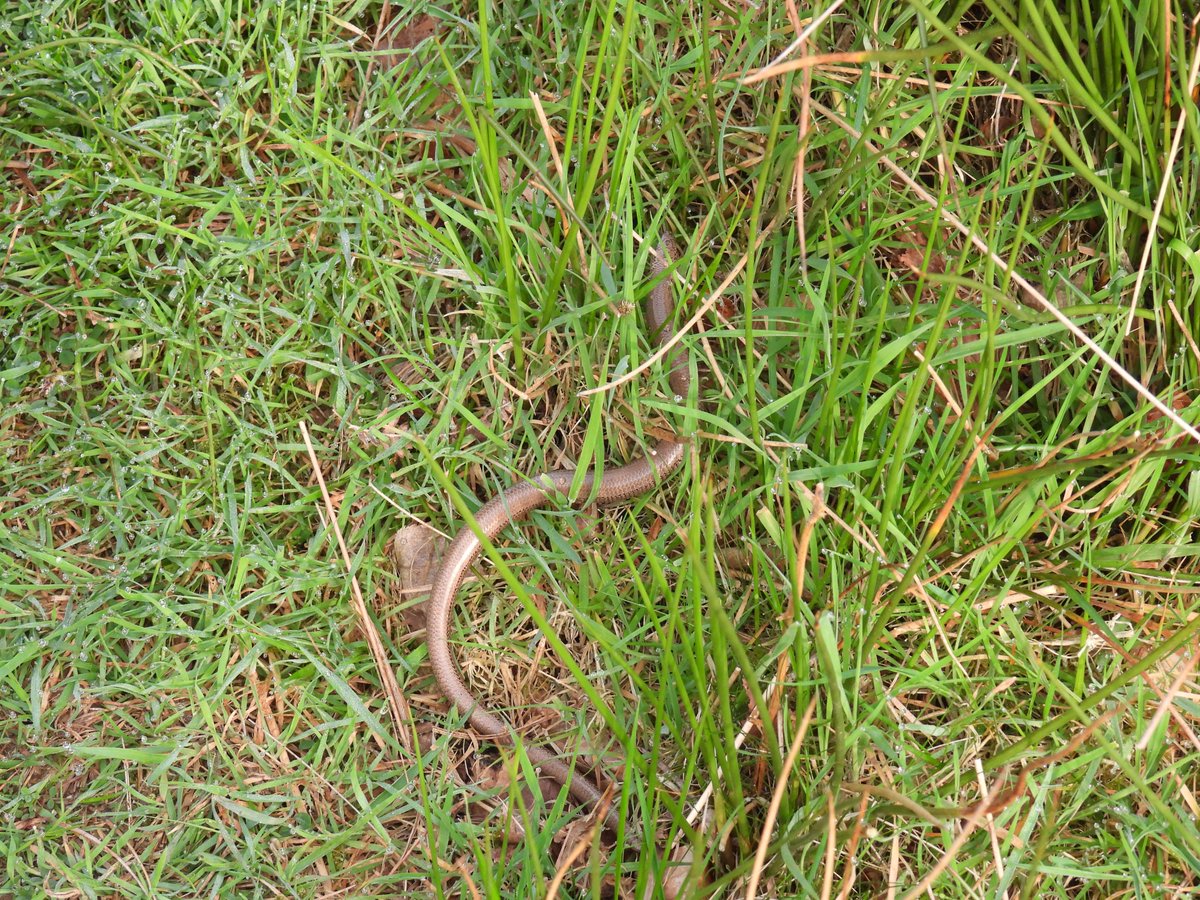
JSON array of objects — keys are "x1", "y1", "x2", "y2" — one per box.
[{"x1": 426, "y1": 235, "x2": 689, "y2": 829}]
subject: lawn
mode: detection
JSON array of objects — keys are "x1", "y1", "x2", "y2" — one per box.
[{"x1": 4, "y1": 0, "x2": 1200, "y2": 897}]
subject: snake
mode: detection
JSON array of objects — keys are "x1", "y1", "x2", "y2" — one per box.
[{"x1": 425, "y1": 234, "x2": 690, "y2": 830}]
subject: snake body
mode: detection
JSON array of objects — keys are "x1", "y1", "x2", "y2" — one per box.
[{"x1": 426, "y1": 235, "x2": 689, "y2": 828}]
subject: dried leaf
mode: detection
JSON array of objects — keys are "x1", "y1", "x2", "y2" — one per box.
[
  {"x1": 388, "y1": 523, "x2": 446, "y2": 617},
  {"x1": 375, "y1": 14, "x2": 440, "y2": 70}
]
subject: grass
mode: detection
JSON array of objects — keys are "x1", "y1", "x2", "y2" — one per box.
[{"x1": 3, "y1": 0, "x2": 1200, "y2": 896}]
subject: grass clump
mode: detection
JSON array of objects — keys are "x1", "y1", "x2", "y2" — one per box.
[{"x1": 3, "y1": 0, "x2": 1200, "y2": 896}]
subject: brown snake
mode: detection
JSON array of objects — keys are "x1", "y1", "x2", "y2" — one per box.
[{"x1": 426, "y1": 234, "x2": 690, "y2": 830}]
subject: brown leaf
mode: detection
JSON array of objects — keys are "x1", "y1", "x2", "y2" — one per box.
[
  {"x1": 979, "y1": 115, "x2": 1018, "y2": 147},
  {"x1": 662, "y1": 846, "x2": 702, "y2": 899},
  {"x1": 388, "y1": 523, "x2": 447, "y2": 618},
  {"x1": 375, "y1": 14, "x2": 440, "y2": 70},
  {"x1": 891, "y1": 229, "x2": 945, "y2": 277},
  {"x1": 6, "y1": 160, "x2": 38, "y2": 198}
]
